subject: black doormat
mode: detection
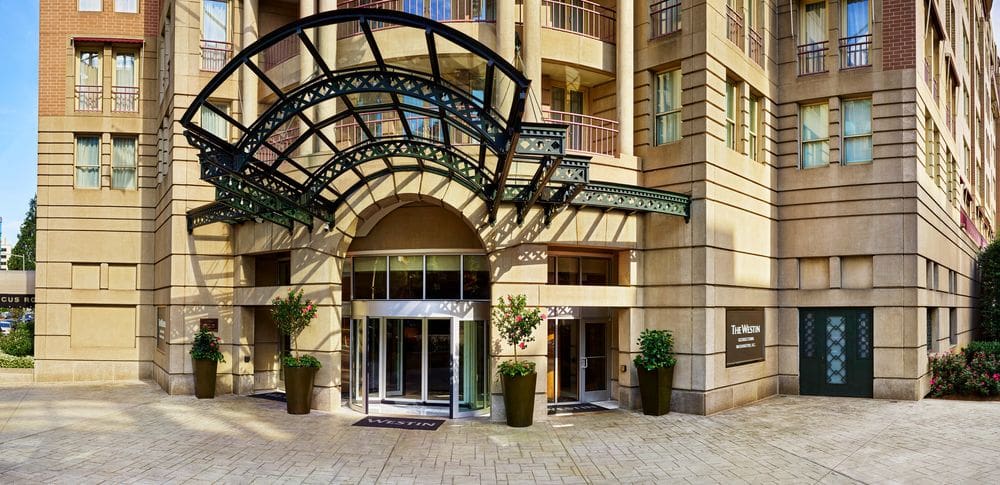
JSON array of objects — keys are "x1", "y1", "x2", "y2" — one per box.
[
  {"x1": 547, "y1": 402, "x2": 613, "y2": 415},
  {"x1": 353, "y1": 416, "x2": 445, "y2": 431},
  {"x1": 250, "y1": 392, "x2": 287, "y2": 403}
]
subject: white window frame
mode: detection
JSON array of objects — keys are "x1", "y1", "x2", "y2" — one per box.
[
  {"x1": 654, "y1": 69, "x2": 682, "y2": 145},
  {"x1": 799, "y1": 103, "x2": 830, "y2": 168},
  {"x1": 79, "y1": 0, "x2": 102, "y2": 12},
  {"x1": 115, "y1": 0, "x2": 138, "y2": 13},
  {"x1": 111, "y1": 136, "x2": 138, "y2": 190},
  {"x1": 725, "y1": 79, "x2": 739, "y2": 151},
  {"x1": 841, "y1": 98, "x2": 873, "y2": 164},
  {"x1": 201, "y1": 102, "x2": 230, "y2": 141},
  {"x1": 75, "y1": 135, "x2": 101, "y2": 189}
]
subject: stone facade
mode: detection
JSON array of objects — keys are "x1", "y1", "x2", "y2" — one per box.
[{"x1": 34, "y1": 0, "x2": 1000, "y2": 416}]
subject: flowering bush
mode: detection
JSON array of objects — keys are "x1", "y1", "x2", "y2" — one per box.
[
  {"x1": 271, "y1": 289, "x2": 321, "y2": 368},
  {"x1": 929, "y1": 348, "x2": 1000, "y2": 397},
  {"x1": 190, "y1": 328, "x2": 225, "y2": 363},
  {"x1": 493, "y1": 294, "x2": 545, "y2": 377}
]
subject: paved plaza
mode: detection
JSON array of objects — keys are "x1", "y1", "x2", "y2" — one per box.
[{"x1": 0, "y1": 382, "x2": 997, "y2": 484}]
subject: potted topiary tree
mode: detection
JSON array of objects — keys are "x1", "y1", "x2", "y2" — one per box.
[
  {"x1": 271, "y1": 289, "x2": 321, "y2": 414},
  {"x1": 634, "y1": 328, "x2": 677, "y2": 416},
  {"x1": 494, "y1": 294, "x2": 544, "y2": 427},
  {"x1": 190, "y1": 327, "x2": 224, "y2": 399}
]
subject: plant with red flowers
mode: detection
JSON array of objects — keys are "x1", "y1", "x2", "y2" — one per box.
[
  {"x1": 189, "y1": 327, "x2": 225, "y2": 363},
  {"x1": 271, "y1": 289, "x2": 321, "y2": 368},
  {"x1": 494, "y1": 294, "x2": 545, "y2": 377}
]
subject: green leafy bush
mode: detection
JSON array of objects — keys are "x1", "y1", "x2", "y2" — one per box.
[
  {"x1": 978, "y1": 240, "x2": 1000, "y2": 340},
  {"x1": 929, "y1": 348, "x2": 1000, "y2": 397},
  {"x1": 634, "y1": 329, "x2": 677, "y2": 371},
  {"x1": 493, "y1": 294, "x2": 544, "y2": 377},
  {"x1": 0, "y1": 324, "x2": 33, "y2": 357},
  {"x1": 0, "y1": 352, "x2": 33, "y2": 368},
  {"x1": 189, "y1": 328, "x2": 225, "y2": 363},
  {"x1": 963, "y1": 341, "x2": 1000, "y2": 361},
  {"x1": 282, "y1": 354, "x2": 321, "y2": 368}
]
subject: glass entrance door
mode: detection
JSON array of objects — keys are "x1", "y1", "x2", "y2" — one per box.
[
  {"x1": 348, "y1": 318, "x2": 367, "y2": 414},
  {"x1": 426, "y1": 319, "x2": 452, "y2": 402},
  {"x1": 548, "y1": 319, "x2": 609, "y2": 404},
  {"x1": 581, "y1": 321, "x2": 610, "y2": 402}
]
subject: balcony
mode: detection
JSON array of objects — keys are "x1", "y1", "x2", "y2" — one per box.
[
  {"x1": 748, "y1": 28, "x2": 763, "y2": 66},
  {"x1": 75, "y1": 85, "x2": 101, "y2": 112},
  {"x1": 111, "y1": 86, "x2": 139, "y2": 113},
  {"x1": 542, "y1": 109, "x2": 618, "y2": 156},
  {"x1": 540, "y1": 0, "x2": 615, "y2": 43},
  {"x1": 201, "y1": 40, "x2": 233, "y2": 72},
  {"x1": 261, "y1": 36, "x2": 299, "y2": 71},
  {"x1": 726, "y1": 6, "x2": 743, "y2": 50},
  {"x1": 839, "y1": 35, "x2": 871, "y2": 69},
  {"x1": 650, "y1": 0, "x2": 681, "y2": 38},
  {"x1": 333, "y1": 113, "x2": 477, "y2": 148},
  {"x1": 797, "y1": 41, "x2": 828, "y2": 75},
  {"x1": 337, "y1": 0, "x2": 495, "y2": 38},
  {"x1": 256, "y1": 125, "x2": 301, "y2": 163}
]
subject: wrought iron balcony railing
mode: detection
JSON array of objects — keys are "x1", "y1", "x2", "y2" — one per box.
[
  {"x1": 542, "y1": 109, "x2": 618, "y2": 156},
  {"x1": 541, "y1": 0, "x2": 615, "y2": 43},
  {"x1": 111, "y1": 86, "x2": 139, "y2": 113},
  {"x1": 748, "y1": 27, "x2": 763, "y2": 66},
  {"x1": 650, "y1": 0, "x2": 681, "y2": 38},
  {"x1": 839, "y1": 34, "x2": 871, "y2": 69},
  {"x1": 75, "y1": 85, "x2": 102, "y2": 112},
  {"x1": 256, "y1": 125, "x2": 300, "y2": 163},
  {"x1": 338, "y1": 0, "x2": 495, "y2": 38},
  {"x1": 797, "y1": 41, "x2": 828, "y2": 75},
  {"x1": 261, "y1": 36, "x2": 299, "y2": 71},
  {"x1": 201, "y1": 40, "x2": 233, "y2": 72},
  {"x1": 333, "y1": 113, "x2": 477, "y2": 148},
  {"x1": 726, "y1": 6, "x2": 744, "y2": 50}
]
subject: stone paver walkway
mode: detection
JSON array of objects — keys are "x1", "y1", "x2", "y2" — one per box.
[{"x1": 1, "y1": 382, "x2": 998, "y2": 484}]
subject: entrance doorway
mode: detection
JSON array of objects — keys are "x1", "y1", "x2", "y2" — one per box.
[
  {"x1": 346, "y1": 314, "x2": 489, "y2": 418},
  {"x1": 547, "y1": 319, "x2": 610, "y2": 404},
  {"x1": 799, "y1": 308, "x2": 874, "y2": 398}
]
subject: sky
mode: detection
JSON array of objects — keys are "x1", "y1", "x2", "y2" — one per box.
[{"x1": 0, "y1": 2, "x2": 998, "y2": 248}]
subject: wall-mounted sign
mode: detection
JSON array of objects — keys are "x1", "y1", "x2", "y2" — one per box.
[
  {"x1": 726, "y1": 308, "x2": 765, "y2": 367},
  {"x1": 0, "y1": 294, "x2": 35, "y2": 308},
  {"x1": 200, "y1": 318, "x2": 219, "y2": 332},
  {"x1": 156, "y1": 307, "x2": 168, "y2": 351}
]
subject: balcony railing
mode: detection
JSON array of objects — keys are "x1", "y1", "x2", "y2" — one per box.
[
  {"x1": 541, "y1": 0, "x2": 615, "y2": 43},
  {"x1": 338, "y1": 0, "x2": 495, "y2": 38},
  {"x1": 201, "y1": 40, "x2": 233, "y2": 72},
  {"x1": 257, "y1": 125, "x2": 301, "y2": 163},
  {"x1": 650, "y1": 0, "x2": 681, "y2": 38},
  {"x1": 111, "y1": 86, "x2": 139, "y2": 113},
  {"x1": 261, "y1": 36, "x2": 299, "y2": 71},
  {"x1": 839, "y1": 34, "x2": 871, "y2": 69},
  {"x1": 75, "y1": 85, "x2": 102, "y2": 112},
  {"x1": 334, "y1": 113, "x2": 477, "y2": 147},
  {"x1": 748, "y1": 28, "x2": 763, "y2": 66},
  {"x1": 726, "y1": 6, "x2": 743, "y2": 49},
  {"x1": 542, "y1": 109, "x2": 618, "y2": 156},
  {"x1": 797, "y1": 41, "x2": 828, "y2": 75}
]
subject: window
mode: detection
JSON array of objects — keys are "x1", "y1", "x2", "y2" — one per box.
[
  {"x1": 748, "y1": 95, "x2": 761, "y2": 161},
  {"x1": 113, "y1": 52, "x2": 138, "y2": 112},
  {"x1": 462, "y1": 255, "x2": 490, "y2": 300},
  {"x1": 949, "y1": 308, "x2": 958, "y2": 346},
  {"x1": 115, "y1": 0, "x2": 138, "y2": 12},
  {"x1": 201, "y1": 103, "x2": 229, "y2": 140},
  {"x1": 654, "y1": 69, "x2": 682, "y2": 145},
  {"x1": 75, "y1": 136, "x2": 101, "y2": 188},
  {"x1": 426, "y1": 255, "x2": 461, "y2": 299},
  {"x1": 926, "y1": 260, "x2": 938, "y2": 290},
  {"x1": 253, "y1": 252, "x2": 291, "y2": 286},
  {"x1": 201, "y1": 0, "x2": 230, "y2": 71},
  {"x1": 77, "y1": 50, "x2": 102, "y2": 111},
  {"x1": 800, "y1": 103, "x2": 829, "y2": 168},
  {"x1": 353, "y1": 256, "x2": 387, "y2": 299},
  {"x1": 926, "y1": 308, "x2": 938, "y2": 353},
  {"x1": 547, "y1": 255, "x2": 614, "y2": 285},
  {"x1": 389, "y1": 256, "x2": 423, "y2": 299},
  {"x1": 948, "y1": 270, "x2": 957, "y2": 293},
  {"x1": 79, "y1": 0, "x2": 102, "y2": 11},
  {"x1": 349, "y1": 255, "x2": 489, "y2": 300},
  {"x1": 341, "y1": 258, "x2": 352, "y2": 302},
  {"x1": 799, "y1": 1, "x2": 827, "y2": 74},
  {"x1": 111, "y1": 136, "x2": 137, "y2": 190},
  {"x1": 725, "y1": 79, "x2": 738, "y2": 150},
  {"x1": 842, "y1": 98, "x2": 872, "y2": 164},
  {"x1": 841, "y1": 0, "x2": 870, "y2": 67}
]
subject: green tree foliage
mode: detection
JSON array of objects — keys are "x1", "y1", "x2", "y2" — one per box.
[
  {"x1": 9, "y1": 196, "x2": 36, "y2": 271},
  {"x1": 979, "y1": 240, "x2": 1000, "y2": 340}
]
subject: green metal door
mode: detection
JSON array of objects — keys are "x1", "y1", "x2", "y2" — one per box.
[{"x1": 799, "y1": 308, "x2": 874, "y2": 398}]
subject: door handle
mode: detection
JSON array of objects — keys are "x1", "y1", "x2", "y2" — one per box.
[{"x1": 581, "y1": 357, "x2": 588, "y2": 369}]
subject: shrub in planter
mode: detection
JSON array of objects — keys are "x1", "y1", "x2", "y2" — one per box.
[
  {"x1": 494, "y1": 294, "x2": 544, "y2": 427},
  {"x1": 271, "y1": 289, "x2": 321, "y2": 414},
  {"x1": 190, "y1": 328, "x2": 225, "y2": 399},
  {"x1": 634, "y1": 329, "x2": 677, "y2": 416}
]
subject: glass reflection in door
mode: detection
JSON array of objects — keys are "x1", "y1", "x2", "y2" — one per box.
[
  {"x1": 385, "y1": 318, "x2": 422, "y2": 400},
  {"x1": 459, "y1": 320, "x2": 488, "y2": 411},
  {"x1": 427, "y1": 319, "x2": 451, "y2": 402},
  {"x1": 349, "y1": 319, "x2": 367, "y2": 413},
  {"x1": 582, "y1": 321, "x2": 609, "y2": 402}
]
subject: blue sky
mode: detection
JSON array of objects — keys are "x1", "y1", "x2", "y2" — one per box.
[
  {"x1": 0, "y1": 2, "x2": 998, "y2": 247},
  {"x1": 0, "y1": 0, "x2": 39, "y2": 248}
]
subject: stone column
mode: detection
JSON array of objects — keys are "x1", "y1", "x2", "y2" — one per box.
[
  {"x1": 241, "y1": 0, "x2": 259, "y2": 126},
  {"x1": 616, "y1": 0, "x2": 634, "y2": 156},
  {"x1": 496, "y1": 0, "x2": 516, "y2": 63},
  {"x1": 522, "y1": 0, "x2": 542, "y2": 122}
]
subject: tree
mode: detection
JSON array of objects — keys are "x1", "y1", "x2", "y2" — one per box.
[
  {"x1": 9, "y1": 196, "x2": 35, "y2": 271},
  {"x1": 979, "y1": 239, "x2": 1000, "y2": 341}
]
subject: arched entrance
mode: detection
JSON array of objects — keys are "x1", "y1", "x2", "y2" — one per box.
[{"x1": 343, "y1": 202, "x2": 490, "y2": 418}]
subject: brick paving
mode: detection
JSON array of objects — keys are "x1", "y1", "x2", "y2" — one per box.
[{"x1": 0, "y1": 382, "x2": 998, "y2": 484}]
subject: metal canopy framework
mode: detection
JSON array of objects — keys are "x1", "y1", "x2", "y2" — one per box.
[{"x1": 182, "y1": 9, "x2": 690, "y2": 232}]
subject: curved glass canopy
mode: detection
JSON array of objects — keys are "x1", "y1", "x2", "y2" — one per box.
[{"x1": 182, "y1": 9, "x2": 690, "y2": 231}]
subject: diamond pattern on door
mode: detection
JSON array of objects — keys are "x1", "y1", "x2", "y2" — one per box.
[
  {"x1": 857, "y1": 312, "x2": 871, "y2": 359},
  {"x1": 803, "y1": 313, "x2": 816, "y2": 358},
  {"x1": 825, "y1": 316, "x2": 847, "y2": 384}
]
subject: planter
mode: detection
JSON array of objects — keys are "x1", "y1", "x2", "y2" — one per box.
[
  {"x1": 193, "y1": 358, "x2": 218, "y2": 399},
  {"x1": 636, "y1": 365, "x2": 674, "y2": 416},
  {"x1": 501, "y1": 371, "x2": 537, "y2": 427},
  {"x1": 284, "y1": 365, "x2": 318, "y2": 414}
]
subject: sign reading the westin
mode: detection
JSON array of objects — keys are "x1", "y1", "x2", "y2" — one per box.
[
  {"x1": 726, "y1": 308, "x2": 765, "y2": 367},
  {"x1": 0, "y1": 294, "x2": 35, "y2": 308},
  {"x1": 200, "y1": 318, "x2": 219, "y2": 332}
]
